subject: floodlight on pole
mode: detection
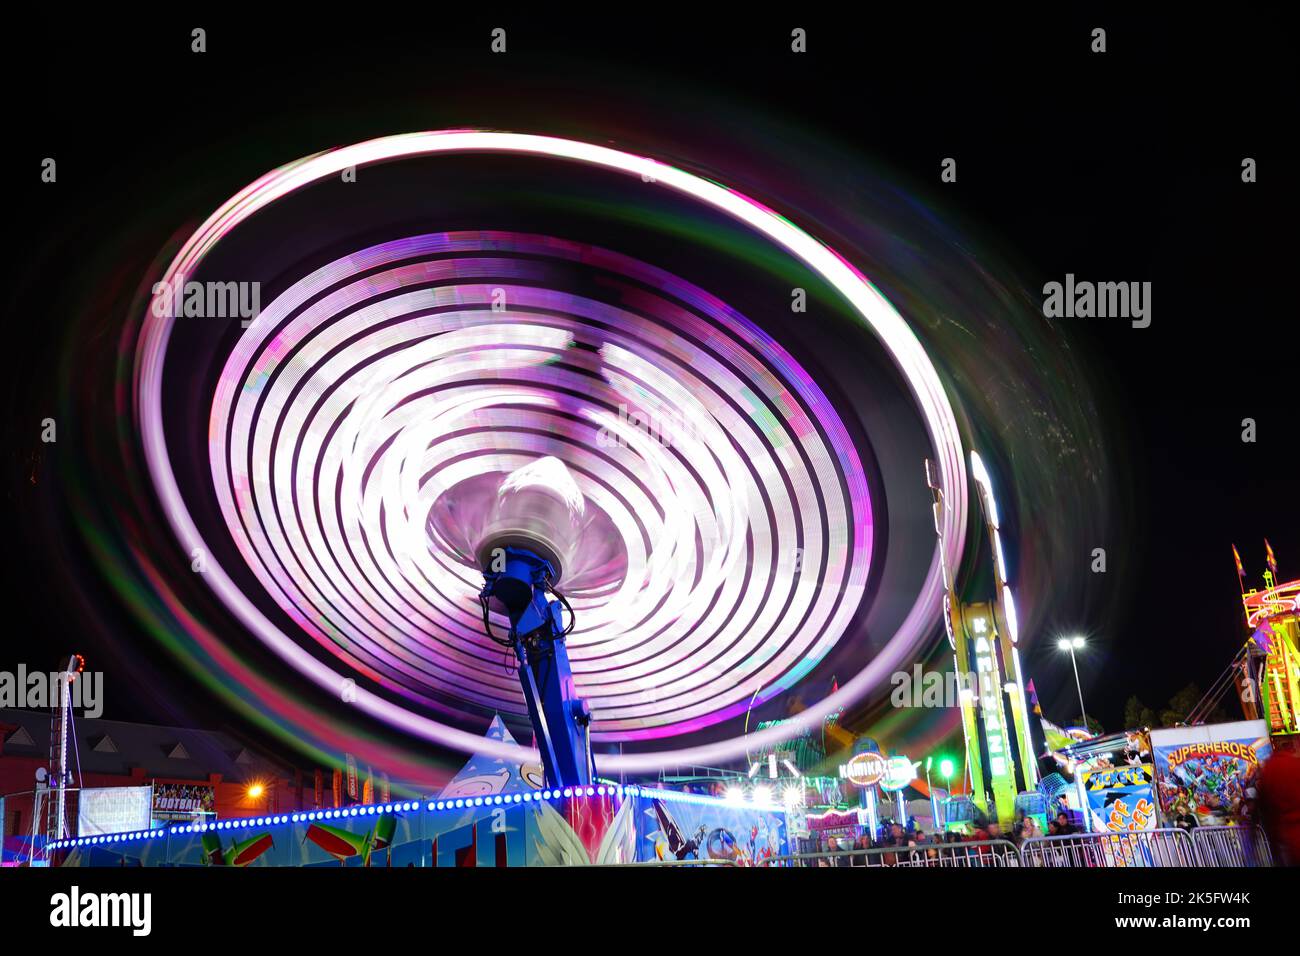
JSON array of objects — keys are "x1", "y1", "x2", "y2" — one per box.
[{"x1": 1058, "y1": 635, "x2": 1091, "y2": 734}]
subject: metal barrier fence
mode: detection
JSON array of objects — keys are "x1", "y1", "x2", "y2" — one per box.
[
  {"x1": 758, "y1": 839, "x2": 1022, "y2": 868},
  {"x1": 1190, "y1": 825, "x2": 1273, "y2": 867},
  {"x1": 1020, "y1": 828, "x2": 1198, "y2": 867},
  {"x1": 592, "y1": 858, "x2": 738, "y2": 867},
  {"x1": 601, "y1": 828, "x2": 1276, "y2": 868}
]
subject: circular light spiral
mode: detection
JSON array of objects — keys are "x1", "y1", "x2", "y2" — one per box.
[
  {"x1": 211, "y1": 232, "x2": 870, "y2": 740},
  {"x1": 136, "y1": 132, "x2": 967, "y2": 772}
]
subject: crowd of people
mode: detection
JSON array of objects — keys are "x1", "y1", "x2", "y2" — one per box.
[{"x1": 804, "y1": 809, "x2": 1085, "y2": 866}]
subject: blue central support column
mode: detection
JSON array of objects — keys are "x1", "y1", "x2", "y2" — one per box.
[{"x1": 480, "y1": 546, "x2": 593, "y2": 789}]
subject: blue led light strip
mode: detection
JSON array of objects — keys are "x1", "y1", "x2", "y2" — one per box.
[{"x1": 48, "y1": 785, "x2": 781, "y2": 849}]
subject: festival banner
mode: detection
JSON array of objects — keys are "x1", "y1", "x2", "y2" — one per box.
[
  {"x1": 77, "y1": 785, "x2": 153, "y2": 836},
  {"x1": 1149, "y1": 720, "x2": 1271, "y2": 827},
  {"x1": 345, "y1": 753, "x2": 359, "y2": 802}
]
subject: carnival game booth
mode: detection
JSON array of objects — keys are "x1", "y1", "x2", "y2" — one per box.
[
  {"x1": 51, "y1": 719, "x2": 788, "y2": 867},
  {"x1": 1009, "y1": 721, "x2": 1274, "y2": 868}
]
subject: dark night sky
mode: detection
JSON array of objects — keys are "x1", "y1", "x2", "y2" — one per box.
[{"x1": 3, "y1": 11, "x2": 1295, "y2": 758}]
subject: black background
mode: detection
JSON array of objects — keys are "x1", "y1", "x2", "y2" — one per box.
[
  {"x1": 4, "y1": 10, "x2": 1295, "y2": 754},
  {"x1": 5, "y1": 863, "x2": 1289, "y2": 940}
]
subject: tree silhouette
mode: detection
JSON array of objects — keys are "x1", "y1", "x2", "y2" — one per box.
[
  {"x1": 1123, "y1": 695, "x2": 1157, "y2": 729},
  {"x1": 1158, "y1": 683, "x2": 1228, "y2": 727}
]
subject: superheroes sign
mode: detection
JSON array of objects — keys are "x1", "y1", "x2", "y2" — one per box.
[
  {"x1": 1081, "y1": 764, "x2": 1156, "y2": 834},
  {"x1": 1150, "y1": 720, "x2": 1272, "y2": 827}
]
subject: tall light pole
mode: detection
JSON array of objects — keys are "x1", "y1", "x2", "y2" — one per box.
[{"x1": 1057, "y1": 636, "x2": 1090, "y2": 732}]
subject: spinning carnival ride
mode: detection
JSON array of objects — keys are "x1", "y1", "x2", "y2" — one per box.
[
  {"x1": 929, "y1": 453, "x2": 1039, "y2": 825},
  {"x1": 1242, "y1": 570, "x2": 1300, "y2": 741},
  {"x1": 132, "y1": 132, "x2": 987, "y2": 788}
]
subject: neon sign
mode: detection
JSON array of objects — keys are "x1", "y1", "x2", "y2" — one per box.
[{"x1": 840, "y1": 752, "x2": 887, "y2": 787}]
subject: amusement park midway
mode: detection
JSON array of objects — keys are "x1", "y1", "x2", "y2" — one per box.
[{"x1": 5, "y1": 10, "x2": 1297, "y2": 943}]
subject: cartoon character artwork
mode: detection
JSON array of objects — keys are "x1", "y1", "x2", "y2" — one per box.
[
  {"x1": 303, "y1": 813, "x2": 398, "y2": 867},
  {"x1": 519, "y1": 762, "x2": 545, "y2": 791},
  {"x1": 1098, "y1": 793, "x2": 1156, "y2": 832},
  {"x1": 643, "y1": 797, "x2": 786, "y2": 865},
  {"x1": 436, "y1": 714, "x2": 541, "y2": 801},
  {"x1": 1160, "y1": 752, "x2": 1258, "y2": 825},
  {"x1": 648, "y1": 798, "x2": 697, "y2": 860},
  {"x1": 1150, "y1": 723, "x2": 1272, "y2": 827},
  {"x1": 1081, "y1": 764, "x2": 1159, "y2": 862},
  {"x1": 200, "y1": 829, "x2": 275, "y2": 867},
  {"x1": 440, "y1": 769, "x2": 512, "y2": 800},
  {"x1": 703, "y1": 827, "x2": 740, "y2": 861}
]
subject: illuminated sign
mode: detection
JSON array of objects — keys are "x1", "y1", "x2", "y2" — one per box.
[
  {"x1": 840, "y1": 752, "x2": 918, "y2": 791},
  {"x1": 1083, "y1": 765, "x2": 1152, "y2": 791},
  {"x1": 974, "y1": 635, "x2": 1009, "y2": 779},
  {"x1": 879, "y1": 756, "x2": 919, "y2": 792},
  {"x1": 839, "y1": 752, "x2": 887, "y2": 787}
]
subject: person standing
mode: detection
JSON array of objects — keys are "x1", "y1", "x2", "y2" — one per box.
[{"x1": 1258, "y1": 748, "x2": 1300, "y2": 866}]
